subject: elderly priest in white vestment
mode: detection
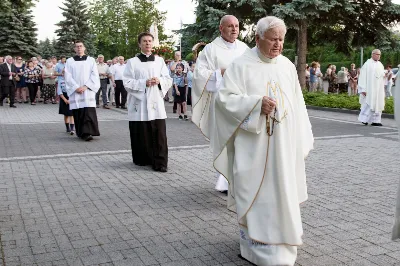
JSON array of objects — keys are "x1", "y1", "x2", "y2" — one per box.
[
  {"x1": 192, "y1": 15, "x2": 248, "y2": 195},
  {"x1": 212, "y1": 16, "x2": 314, "y2": 265},
  {"x1": 123, "y1": 32, "x2": 172, "y2": 172},
  {"x1": 358, "y1": 49, "x2": 386, "y2": 126},
  {"x1": 65, "y1": 40, "x2": 101, "y2": 141}
]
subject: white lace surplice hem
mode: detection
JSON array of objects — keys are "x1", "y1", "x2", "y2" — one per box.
[{"x1": 239, "y1": 226, "x2": 297, "y2": 266}]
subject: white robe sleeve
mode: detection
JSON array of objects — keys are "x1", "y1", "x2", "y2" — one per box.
[
  {"x1": 206, "y1": 69, "x2": 223, "y2": 92},
  {"x1": 239, "y1": 109, "x2": 263, "y2": 134},
  {"x1": 158, "y1": 59, "x2": 173, "y2": 97},
  {"x1": 65, "y1": 60, "x2": 80, "y2": 97},
  {"x1": 123, "y1": 59, "x2": 147, "y2": 93},
  {"x1": 85, "y1": 58, "x2": 100, "y2": 93}
]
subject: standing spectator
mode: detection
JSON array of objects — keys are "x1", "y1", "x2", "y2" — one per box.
[
  {"x1": 110, "y1": 56, "x2": 127, "y2": 109},
  {"x1": 186, "y1": 62, "x2": 195, "y2": 106},
  {"x1": 169, "y1": 51, "x2": 189, "y2": 113},
  {"x1": 55, "y1": 56, "x2": 67, "y2": 102},
  {"x1": 384, "y1": 65, "x2": 393, "y2": 98},
  {"x1": 173, "y1": 63, "x2": 189, "y2": 121},
  {"x1": 316, "y1": 62, "x2": 323, "y2": 91},
  {"x1": 309, "y1": 61, "x2": 318, "y2": 92},
  {"x1": 305, "y1": 64, "x2": 310, "y2": 91},
  {"x1": 325, "y1": 64, "x2": 332, "y2": 92},
  {"x1": 329, "y1": 65, "x2": 338, "y2": 93},
  {"x1": 42, "y1": 62, "x2": 57, "y2": 104},
  {"x1": 349, "y1": 63, "x2": 358, "y2": 95},
  {"x1": 51, "y1": 56, "x2": 60, "y2": 103},
  {"x1": 24, "y1": 60, "x2": 41, "y2": 105},
  {"x1": 96, "y1": 55, "x2": 111, "y2": 109},
  {"x1": 106, "y1": 59, "x2": 113, "y2": 105},
  {"x1": 0, "y1": 55, "x2": 17, "y2": 107},
  {"x1": 32, "y1": 57, "x2": 43, "y2": 102},
  {"x1": 337, "y1": 67, "x2": 348, "y2": 93},
  {"x1": 14, "y1": 56, "x2": 28, "y2": 103}
]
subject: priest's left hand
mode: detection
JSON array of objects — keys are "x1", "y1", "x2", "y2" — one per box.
[{"x1": 261, "y1": 96, "x2": 276, "y2": 115}]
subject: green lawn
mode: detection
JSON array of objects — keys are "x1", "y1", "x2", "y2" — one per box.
[{"x1": 303, "y1": 91, "x2": 394, "y2": 114}]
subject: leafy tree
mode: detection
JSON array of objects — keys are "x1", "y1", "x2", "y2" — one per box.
[
  {"x1": 37, "y1": 38, "x2": 56, "y2": 59},
  {"x1": 88, "y1": 0, "x2": 169, "y2": 59},
  {"x1": 182, "y1": 0, "x2": 400, "y2": 88},
  {"x1": 55, "y1": 0, "x2": 96, "y2": 57},
  {"x1": 0, "y1": 0, "x2": 38, "y2": 57}
]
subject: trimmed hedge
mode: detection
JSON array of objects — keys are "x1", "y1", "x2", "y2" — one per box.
[{"x1": 303, "y1": 91, "x2": 394, "y2": 114}]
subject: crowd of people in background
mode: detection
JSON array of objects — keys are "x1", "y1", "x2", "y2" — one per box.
[
  {"x1": 305, "y1": 61, "x2": 396, "y2": 98},
  {"x1": 0, "y1": 51, "x2": 195, "y2": 120}
]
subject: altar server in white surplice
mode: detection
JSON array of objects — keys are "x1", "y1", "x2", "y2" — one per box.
[
  {"x1": 358, "y1": 49, "x2": 386, "y2": 126},
  {"x1": 65, "y1": 40, "x2": 101, "y2": 141},
  {"x1": 212, "y1": 17, "x2": 314, "y2": 265},
  {"x1": 123, "y1": 32, "x2": 172, "y2": 173},
  {"x1": 391, "y1": 70, "x2": 400, "y2": 240},
  {"x1": 192, "y1": 15, "x2": 248, "y2": 195}
]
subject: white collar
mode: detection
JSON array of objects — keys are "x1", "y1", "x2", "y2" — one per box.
[
  {"x1": 255, "y1": 47, "x2": 278, "y2": 64},
  {"x1": 220, "y1": 37, "x2": 237, "y2": 50}
]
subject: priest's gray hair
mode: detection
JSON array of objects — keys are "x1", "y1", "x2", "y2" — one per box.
[
  {"x1": 5, "y1": 55, "x2": 12, "y2": 60},
  {"x1": 371, "y1": 49, "x2": 381, "y2": 56},
  {"x1": 220, "y1": 15, "x2": 238, "y2": 26},
  {"x1": 256, "y1": 16, "x2": 287, "y2": 39}
]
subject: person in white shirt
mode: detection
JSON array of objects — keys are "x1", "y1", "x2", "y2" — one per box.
[
  {"x1": 358, "y1": 49, "x2": 385, "y2": 126},
  {"x1": 96, "y1": 55, "x2": 111, "y2": 109},
  {"x1": 111, "y1": 56, "x2": 127, "y2": 109},
  {"x1": 192, "y1": 15, "x2": 249, "y2": 198},
  {"x1": 123, "y1": 32, "x2": 172, "y2": 172}
]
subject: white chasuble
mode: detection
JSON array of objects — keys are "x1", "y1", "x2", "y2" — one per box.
[
  {"x1": 192, "y1": 37, "x2": 249, "y2": 139},
  {"x1": 213, "y1": 48, "x2": 314, "y2": 249},
  {"x1": 358, "y1": 59, "x2": 385, "y2": 112},
  {"x1": 123, "y1": 55, "x2": 172, "y2": 121},
  {"x1": 65, "y1": 56, "x2": 100, "y2": 110}
]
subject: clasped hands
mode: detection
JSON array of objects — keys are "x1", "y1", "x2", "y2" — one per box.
[
  {"x1": 146, "y1": 77, "x2": 160, "y2": 87},
  {"x1": 261, "y1": 96, "x2": 276, "y2": 115},
  {"x1": 75, "y1": 86, "x2": 88, "y2": 94}
]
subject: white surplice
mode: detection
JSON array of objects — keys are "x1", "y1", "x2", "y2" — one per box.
[
  {"x1": 391, "y1": 76, "x2": 400, "y2": 240},
  {"x1": 123, "y1": 56, "x2": 172, "y2": 121},
  {"x1": 213, "y1": 48, "x2": 313, "y2": 265},
  {"x1": 192, "y1": 37, "x2": 248, "y2": 193},
  {"x1": 357, "y1": 59, "x2": 385, "y2": 123},
  {"x1": 65, "y1": 56, "x2": 100, "y2": 110}
]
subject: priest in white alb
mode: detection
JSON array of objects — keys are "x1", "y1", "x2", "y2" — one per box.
[
  {"x1": 192, "y1": 15, "x2": 248, "y2": 195},
  {"x1": 391, "y1": 67, "x2": 400, "y2": 240},
  {"x1": 123, "y1": 32, "x2": 172, "y2": 172},
  {"x1": 212, "y1": 16, "x2": 313, "y2": 265},
  {"x1": 65, "y1": 40, "x2": 101, "y2": 141},
  {"x1": 358, "y1": 49, "x2": 386, "y2": 126}
]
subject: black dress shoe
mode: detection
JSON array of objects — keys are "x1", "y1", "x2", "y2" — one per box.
[
  {"x1": 121, "y1": 106, "x2": 127, "y2": 109},
  {"x1": 362, "y1": 122, "x2": 368, "y2": 126},
  {"x1": 10, "y1": 105, "x2": 17, "y2": 108},
  {"x1": 371, "y1": 123, "x2": 383, "y2": 126},
  {"x1": 0, "y1": 102, "x2": 3, "y2": 106},
  {"x1": 154, "y1": 166, "x2": 167, "y2": 172},
  {"x1": 84, "y1": 135, "x2": 93, "y2": 141},
  {"x1": 220, "y1": 190, "x2": 228, "y2": 195}
]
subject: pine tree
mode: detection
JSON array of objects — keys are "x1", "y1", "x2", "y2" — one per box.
[
  {"x1": 55, "y1": 0, "x2": 96, "y2": 57},
  {"x1": 37, "y1": 38, "x2": 56, "y2": 59},
  {"x1": 0, "y1": 0, "x2": 38, "y2": 57}
]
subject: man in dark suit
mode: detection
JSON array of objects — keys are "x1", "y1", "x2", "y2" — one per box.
[{"x1": 0, "y1": 55, "x2": 17, "y2": 108}]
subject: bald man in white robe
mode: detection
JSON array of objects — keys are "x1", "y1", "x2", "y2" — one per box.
[
  {"x1": 192, "y1": 15, "x2": 248, "y2": 197},
  {"x1": 358, "y1": 49, "x2": 386, "y2": 126}
]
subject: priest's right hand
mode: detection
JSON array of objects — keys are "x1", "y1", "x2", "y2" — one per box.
[
  {"x1": 361, "y1": 92, "x2": 366, "y2": 96},
  {"x1": 221, "y1": 69, "x2": 226, "y2": 76},
  {"x1": 261, "y1": 97, "x2": 276, "y2": 115}
]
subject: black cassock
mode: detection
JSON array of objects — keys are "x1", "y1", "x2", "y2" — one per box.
[{"x1": 129, "y1": 54, "x2": 168, "y2": 171}]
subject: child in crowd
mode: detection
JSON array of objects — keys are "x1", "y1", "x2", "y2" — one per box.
[
  {"x1": 173, "y1": 63, "x2": 188, "y2": 121},
  {"x1": 56, "y1": 60, "x2": 75, "y2": 135}
]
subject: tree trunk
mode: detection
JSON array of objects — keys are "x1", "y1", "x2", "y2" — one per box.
[{"x1": 296, "y1": 19, "x2": 307, "y2": 90}]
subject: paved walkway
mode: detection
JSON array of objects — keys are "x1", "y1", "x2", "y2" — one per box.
[{"x1": 0, "y1": 103, "x2": 400, "y2": 265}]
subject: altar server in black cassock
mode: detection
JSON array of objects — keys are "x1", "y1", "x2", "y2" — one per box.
[
  {"x1": 123, "y1": 32, "x2": 172, "y2": 172},
  {"x1": 65, "y1": 41, "x2": 101, "y2": 141}
]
